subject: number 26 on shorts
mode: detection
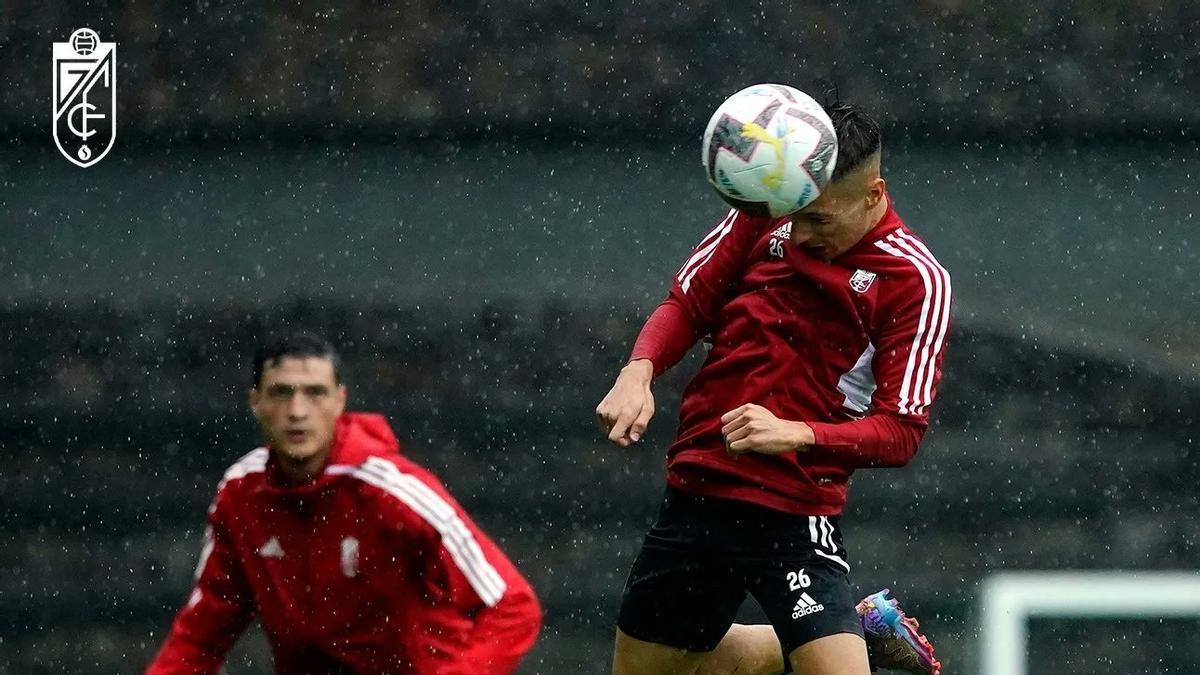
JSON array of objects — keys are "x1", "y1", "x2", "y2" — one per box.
[{"x1": 787, "y1": 569, "x2": 811, "y2": 591}]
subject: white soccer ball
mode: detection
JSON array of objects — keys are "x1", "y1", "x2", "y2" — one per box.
[{"x1": 701, "y1": 84, "x2": 838, "y2": 218}]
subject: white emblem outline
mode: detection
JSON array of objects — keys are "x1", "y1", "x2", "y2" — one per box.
[{"x1": 52, "y1": 28, "x2": 117, "y2": 168}]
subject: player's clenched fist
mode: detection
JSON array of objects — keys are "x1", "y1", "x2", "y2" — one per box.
[
  {"x1": 596, "y1": 359, "x2": 656, "y2": 447},
  {"x1": 720, "y1": 403, "x2": 815, "y2": 456}
]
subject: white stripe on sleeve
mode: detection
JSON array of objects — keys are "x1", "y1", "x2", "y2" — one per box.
[
  {"x1": 351, "y1": 458, "x2": 508, "y2": 606},
  {"x1": 873, "y1": 234, "x2": 945, "y2": 415},
  {"x1": 894, "y1": 232, "x2": 952, "y2": 415},
  {"x1": 874, "y1": 239, "x2": 929, "y2": 414},
  {"x1": 677, "y1": 210, "x2": 737, "y2": 293},
  {"x1": 214, "y1": 447, "x2": 269, "y2": 497},
  {"x1": 677, "y1": 208, "x2": 737, "y2": 279},
  {"x1": 888, "y1": 234, "x2": 945, "y2": 414}
]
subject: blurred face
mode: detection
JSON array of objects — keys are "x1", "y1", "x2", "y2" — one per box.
[
  {"x1": 789, "y1": 154, "x2": 887, "y2": 260},
  {"x1": 249, "y1": 356, "x2": 346, "y2": 472}
]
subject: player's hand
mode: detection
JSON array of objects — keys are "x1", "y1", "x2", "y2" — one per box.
[
  {"x1": 596, "y1": 359, "x2": 655, "y2": 448},
  {"x1": 720, "y1": 403, "x2": 813, "y2": 456}
]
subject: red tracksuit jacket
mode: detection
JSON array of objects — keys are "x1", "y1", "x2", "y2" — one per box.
[
  {"x1": 147, "y1": 413, "x2": 542, "y2": 674},
  {"x1": 632, "y1": 202, "x2": 952, "y2": 515}
]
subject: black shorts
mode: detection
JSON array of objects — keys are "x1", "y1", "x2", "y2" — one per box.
[{"x1": 617, "y1": 487, "x2": 862, "y2": 659}]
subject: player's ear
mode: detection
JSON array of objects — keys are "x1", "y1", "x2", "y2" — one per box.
[
  {"x1": 866, "y1": 176, "x2": 887, "y2": 208},
  {"x1": 335, "y1": 384, "x2": 348, "y2": 415},
  {"x1": 248, "y1": 387, "x2": 262, "y2": 415}
]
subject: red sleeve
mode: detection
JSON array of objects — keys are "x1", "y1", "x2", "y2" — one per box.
[
  {"x1": 809, "y1": 234, "x2": 952, "y2": 467},
  {"x1": 629, "y1": 298, "x2": 700, "y2": 377},
  {"x1": 807, "y1": 413, "x2": 925, "y2": 467},
  {"x1": 373, "y1": 460, "x2": 541, "y2": 675},
  {"x1": 630, "y1": 208, "x2": 764, "y2": 375},
  {"x1": 146, "y1": 497, "x2": 253, "y2": 675},
  {"x1": 435, "y1": 571, "x2": 541, "y2": 675}
]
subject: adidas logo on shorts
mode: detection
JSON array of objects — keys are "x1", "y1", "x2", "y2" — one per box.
[{"x1": 791, "y1": 592, "x2": 825, "y2": 619}]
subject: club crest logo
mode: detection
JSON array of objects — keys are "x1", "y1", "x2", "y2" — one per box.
[
  {"x1": 341, "y1": 537, "x2": 360, "y2": 578},
  {"x1": 53, "y1": 28, "x2": 117, "y2": 168},
  {"x1": 849, "y1": 269, "x2": 878, "y2": 293}
]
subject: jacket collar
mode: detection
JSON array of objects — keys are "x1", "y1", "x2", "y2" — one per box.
[{"x1": 261, "y1": 412, "x2": 401, "y2": 495}]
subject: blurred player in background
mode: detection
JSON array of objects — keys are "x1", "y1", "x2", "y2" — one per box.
[
  {"x1": 597, "y1": 101, "x2": 947, "y2": 675},
  {"x1": 147, "y1": 333, "x2": 541, "y2": 674}
]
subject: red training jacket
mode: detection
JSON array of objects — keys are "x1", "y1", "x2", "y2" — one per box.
[
  {"x1": 632, "y1": 202, "x2": 952, "y2": 515},
  {"x1": 147, "y1": 412, "x2": 542, "y2": 674}
]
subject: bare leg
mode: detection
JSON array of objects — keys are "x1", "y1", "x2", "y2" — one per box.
[
  {"x1": 787, "y1": 633, "x2": 870, "y2": 675},
  {"x1": 697, "y1": 624, "x2": 785, "y2": 675},
  {"x1": 613, "y1": 628, "x2": 709, "y2": 675}
]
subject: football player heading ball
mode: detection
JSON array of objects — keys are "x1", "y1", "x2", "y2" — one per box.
[
  {"x1": 598, "y1": 89, "x2": 947, "y2": 675},
  {"x1": 702, "y1": 84, "x2": 838, "y2": 218}
]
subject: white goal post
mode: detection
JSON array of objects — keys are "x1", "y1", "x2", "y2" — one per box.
[{"x1": 979, "y1": 570, "x2": 1200, "y2": 675}]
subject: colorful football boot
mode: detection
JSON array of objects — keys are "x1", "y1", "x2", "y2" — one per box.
[{"x1": 857, "y1": 589, "x2": 942, "y2": 675}]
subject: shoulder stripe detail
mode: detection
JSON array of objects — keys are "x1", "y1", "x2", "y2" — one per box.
[
  {"x1": 874, "y1": 233, "x2": 951, "y2": 415},
  {"x1": 350, "y1": 457, "x2": 507, "y2": 606},
  {"x1": 873, "y1": 238, "x2": 931, "y2": 415},
  {"x1": 324, "y1": 464, "x2": 357, "y2": 476},
  {"x1": 686, "y1": 208, "x2": 737, "y2": 261},
  {"x1": 211, "y1": 447, "x2": 268, "y2": 515},
  {"x1": 216, "y1": 447, "x2": 268, "y2": 494},
  {"x1": 677, "y1": 209, "x2": 737, "y2": 294},
  {"x1": 894, "y1": 232, "x2": 952, "y2": 415},
  {"x1": 201, "y1": 450, "x2": 268, "y2": 576},
  {"x1": 889, "y1": 233, "x2": 943, "y2": 415}
]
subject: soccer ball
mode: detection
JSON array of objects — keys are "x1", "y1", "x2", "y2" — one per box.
[
  {"x1": 71, "y1": 28, "x2": 100, "y2": 56},
  {"x1": 701, "y1": 84, "x2": 837, "y2": 218}
]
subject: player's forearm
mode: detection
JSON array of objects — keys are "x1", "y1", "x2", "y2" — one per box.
[
  {"x1": 145, "y1": 626, "x2": 234, "y2": 675},
  {"x1": 805, "y1": 414, "x2": 925, "y2": 467},
  {"x1": 629, "y1": 297, "x2": 702, "y2": 376},
  {"x1": 146, "y1": 577, "x2": 251, "y2": 674}
]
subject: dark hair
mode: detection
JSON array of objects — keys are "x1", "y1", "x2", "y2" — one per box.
[
  {"x1": 826, "y1": 101, "x2": 882, "y2": 181},
  {"x1": 252, "y1": 331, "x2": 341, "y2": 388}
]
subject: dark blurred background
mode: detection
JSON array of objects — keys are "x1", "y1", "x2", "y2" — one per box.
[{"x1": 2, "y1": 2, "x2": 1198, "y2": 674}]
